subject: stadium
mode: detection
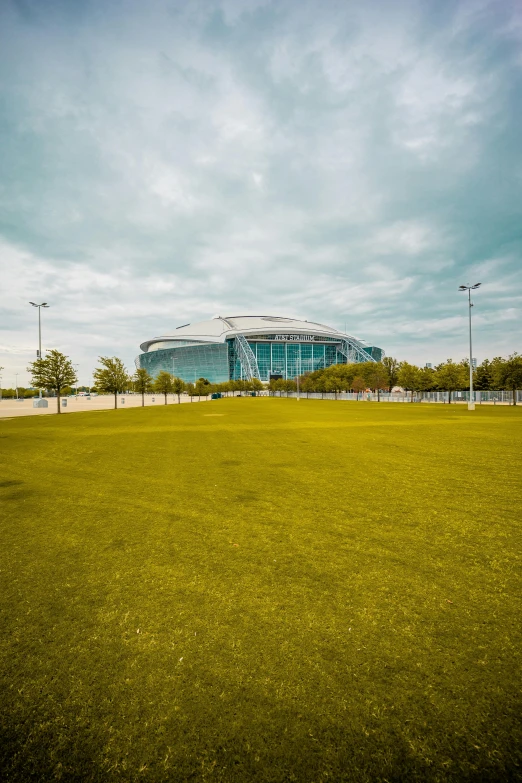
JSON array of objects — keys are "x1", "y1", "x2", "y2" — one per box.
[{"x1": 137, "y1": 316, "x2": 384, "y2": 384}]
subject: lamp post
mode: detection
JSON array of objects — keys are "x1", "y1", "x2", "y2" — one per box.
[
  {"x1": 73, "y1": 364, "x2": 79, "y2": 397},
  {"x1": 15, "y1": 373, "x2": 19, "y2": 400},
  {"x1": 296, "y1": 346, "x2": 301, "y2": 401},
  {"x1": 29, "y1": 302, "x2": 49, "y2": 398},
  {"x1": 459, "y1": 283, "x2": 481, "y2": 411}
]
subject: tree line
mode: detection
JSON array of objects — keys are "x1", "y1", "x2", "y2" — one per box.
[
  {"x1": 132, "y1": 368, "x2": 265, "y2": 404},
  {"x1": 21, "y1": 353, "x2": 266, "y2": 413},
  {"x1": 269, "y1": 355, "x2": 522, "y2": 404},
  {"x1": 11, "y1": 350, "x2": 522, "y2": 413}
]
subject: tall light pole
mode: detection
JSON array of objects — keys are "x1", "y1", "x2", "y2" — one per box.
[
  {"x1": 15, "y1": 373, "x2": 19, "y2": 400},
  {"x1": 73, "y1": 364, "x2": 79, "y2": 397},
  {"x1": 296, "y1": 346, "x2": 300, "y2": 401},
  {"x1": 459, "y1": 283, "x2": 481, "y2": 411},
  {"x1": 29, "y1": 302, "x2": 49, "y2": 398}
]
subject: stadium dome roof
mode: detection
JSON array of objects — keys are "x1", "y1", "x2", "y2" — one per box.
[{"x1": 140, "y1": 315, "x2": 362, "y2": 353}]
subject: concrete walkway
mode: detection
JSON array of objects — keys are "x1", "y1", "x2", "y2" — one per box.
[{"x1": 0, "y1": 394, "x2": 210, "y2": 418}]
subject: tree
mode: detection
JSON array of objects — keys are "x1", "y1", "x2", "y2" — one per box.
[
  {"x1": 172, "y1": 376, "x2": 185, "y2": 403},
  {"x1": 367, "y1": 362, "x2": 389, "y2": 402},
  {"x1": 352, "y1": 376, "x2": 366, "y2": 400},
  {"x1": 195, "y1": 377, "x2": 210, "y2": 400},
  {"x1": 27, "y1": 350, "x2": 77, "y2": 414},
  {"x1": 340, "y1": 363, "x2": 358, "y2": 390},
  {"x1": 434, "y1": 360, "x2": 467, "y2": 404},
  {"x1": 355, "y1": 362, "x2": 377, "y2": 389},
  {"x1": 274, "y1": 379, "x2": 295, "y2": 396},
  {"x1": 221, "y1": 381, "x2": 234, "y2": 397},
  {"x1": 324, "y1": 377, "x2": 338, "y2": 399},
  {"x1": 416, "y1": 366, "x2": 436, "y2": 399},
  {"x1": 315, "y1": 374, "x2": 323, "y2": 394},
  {"x1": 271, "y1": 378, "x2": 286, "y2": 395},
  {"x1": 474, "y1": 359, "x2": 493, "y2": 391},
  {"x1": 492, "y1": 353, "x2": 522, "y2": 405},
  {"x1": 382, "y1": 356, "x2": 399, "y2": 390},
  {"x1": 301, "y1": 375, "x2": 314, "y2": 398},
  {"x1": 93, "y1": 357, "x2": 129, "y2": 409},
  {"x1": 133, "y1": 368, "x2": 153, "y2": 406},
  {"x1": 154, "y1": 371, "x2": 174, "y2": 404},
  {"x1": 185, "y1": 382, "x2": 195, "y2": 401},
  {"x1": 397, "y1": 362, "x2": 420, "y2": 402},
  {"x1": 234, "y1": 379, "x2": 247, "y2": 396}
]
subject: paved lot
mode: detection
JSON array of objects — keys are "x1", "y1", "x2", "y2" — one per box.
[{"x1": 0, "y1": 394, "x2": 210, "y2": 418}]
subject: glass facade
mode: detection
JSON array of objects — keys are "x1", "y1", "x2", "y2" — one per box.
[
  {"x1": 229, "y1": 340, "x2": 349, "y2": 381},
  {"x1": 138, "y1": 343, "x2": 229, "y2": 384},
  {"x1": 363, "y1": 346, "x2": 384, "y2": 362}
]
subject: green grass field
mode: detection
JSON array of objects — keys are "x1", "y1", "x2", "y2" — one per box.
[{"x1": 1, "y1": 399, "x2": 521, "y2": 782}]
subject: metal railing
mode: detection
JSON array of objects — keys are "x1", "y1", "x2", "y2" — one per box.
[{"x1": 269, "y1": 390, "x2": 522, "y2": 404}]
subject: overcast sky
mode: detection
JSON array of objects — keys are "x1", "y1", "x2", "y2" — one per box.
[{"x1": 1, "y1": 0, "x2": 521, "y2": 387}]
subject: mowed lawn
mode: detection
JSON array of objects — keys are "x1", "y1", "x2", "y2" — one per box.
[{"x1": 1, "y1": 399, "x2": 521, "y2": 783}]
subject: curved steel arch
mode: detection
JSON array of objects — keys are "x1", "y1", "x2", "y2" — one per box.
[
  {"x1": 337, "y1": 337, "x2": 378, "y2": 364},
  {"x1": 234, "y1": 334, "x2": 261, "y2": 380}
]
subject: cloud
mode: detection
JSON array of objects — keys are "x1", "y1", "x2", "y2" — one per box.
[{"x1": 0, "y1": 0, "x2": 521, "y2": 385}]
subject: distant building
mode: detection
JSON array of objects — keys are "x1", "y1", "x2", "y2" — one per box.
[
  {"x1": 425, "y1": 363, "x2": 433, "y2": 369},
  {"x1": 138, "y1": 315, "x2": 384, "y2": 384}
]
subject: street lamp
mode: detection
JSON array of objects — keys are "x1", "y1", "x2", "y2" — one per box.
[
  {"x1": 73, "y1": 364, "x2": 79, "y2": 397},
  {"x1": 29, "y1": 302, "x2": 49, "y2": 398},
  {"x1": 296, "y1": 347, "x2": 301, "y2": 401},
  {"x1": 15, "y1": 373, "x2": 19, "y2": 400},
  {"x1": 459, "y1": 283, "x2": 481, "y2": 410}
]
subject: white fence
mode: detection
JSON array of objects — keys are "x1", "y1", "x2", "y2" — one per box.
[{"x1": 269, "y1": 390, "x2": 522, "y2": 404}]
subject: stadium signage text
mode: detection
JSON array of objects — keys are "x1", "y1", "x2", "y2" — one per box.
[{"x1": 274, "y1": 334, "x2": 315, "y2": 342}]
